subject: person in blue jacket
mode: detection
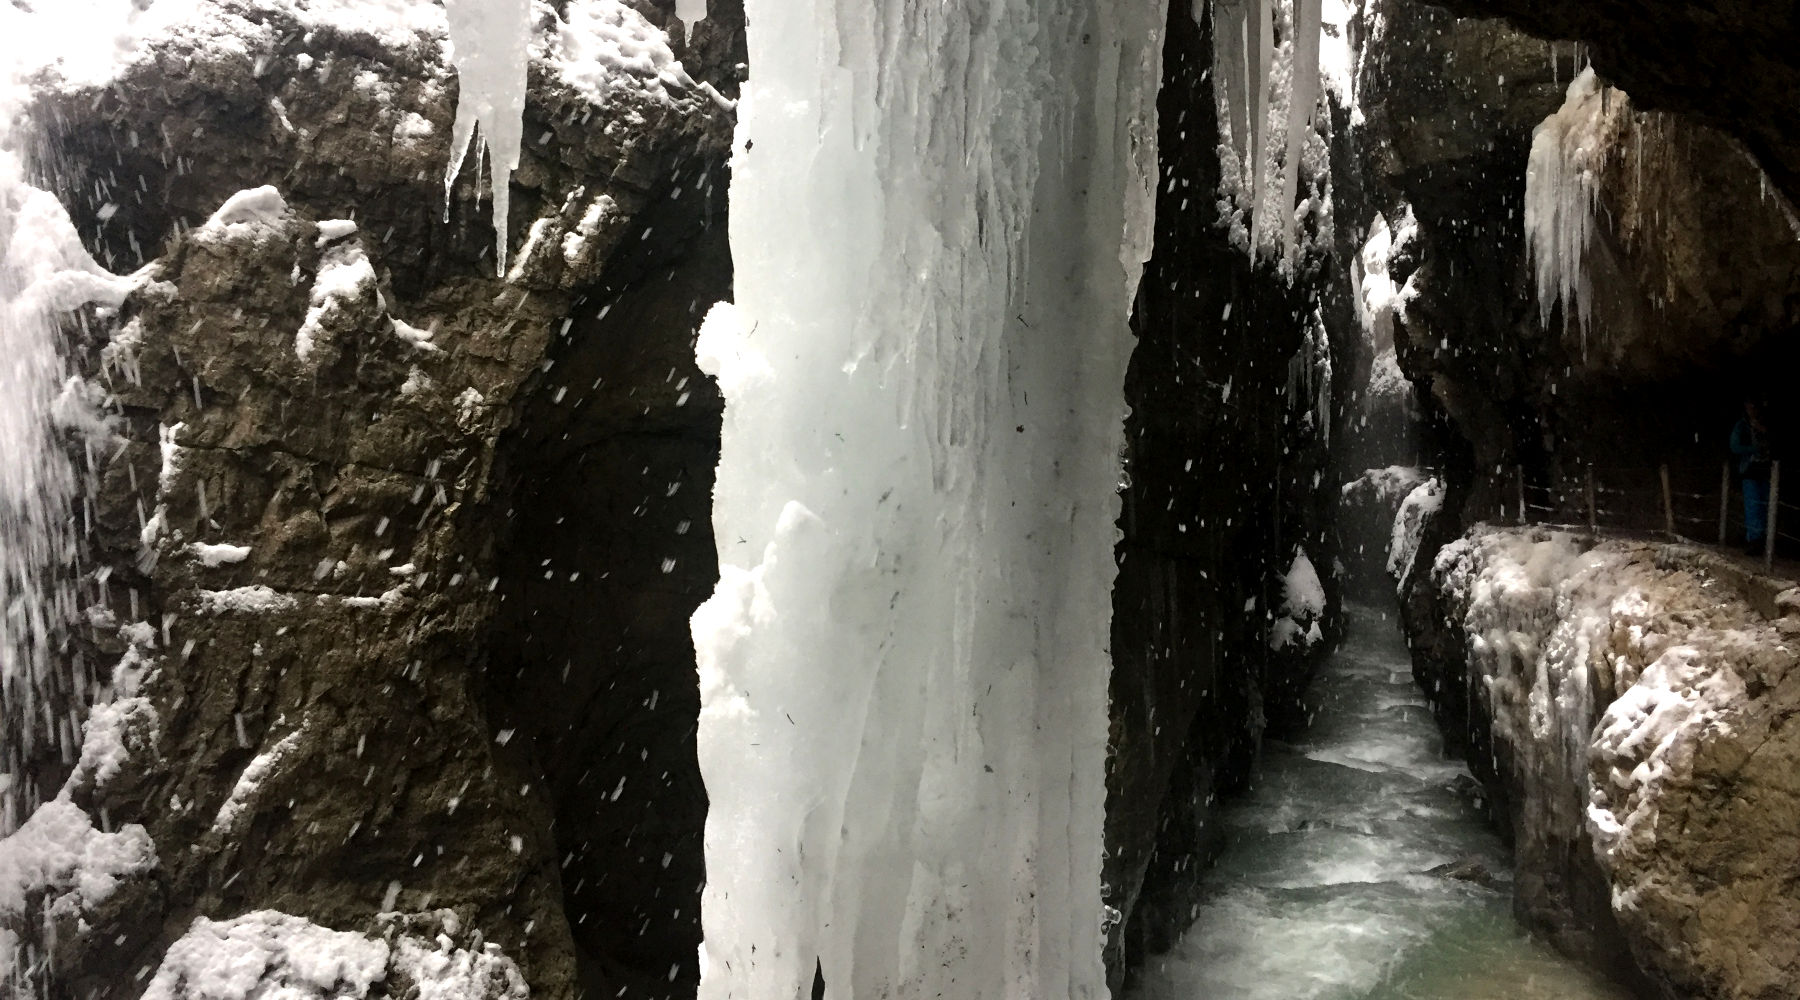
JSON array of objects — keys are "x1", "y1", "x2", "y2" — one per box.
[{"x1": 1731, "y1": 398, "x2": 1774, "y2": 554}]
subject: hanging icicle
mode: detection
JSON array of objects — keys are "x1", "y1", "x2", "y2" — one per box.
[
  {"x1": 442, "y1": 0, "x2": 533, "y2": 277},
  {"x1": 1524, "y1": 68, "x2": 1616, "y2": 349},
  {"x1": 1209, "y1": 0, "x2": 1326, "y2": 265}
]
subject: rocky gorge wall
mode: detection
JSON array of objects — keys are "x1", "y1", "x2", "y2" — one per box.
[
  {"x1": 2, "y1": 3, "x2": 738, "y2": 997},
  {"x1": 0, "y1": 2, "x2": 1347, "y2": 998},
  {"x1": 1396, "y1": 524, "x2": 1800, "y2": 999},
  {"x1": 1104, "y1": 2, "x2": 1348, "y2": 986},
  {"x1": 1352, "y1": 0, "x2": 1800, "y2": 532},
  {"x1": 1349, "y1": 2, "x2": 1800, "y2": 994}
]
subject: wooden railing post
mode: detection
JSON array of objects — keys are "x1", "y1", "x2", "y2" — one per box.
[
  {"x1": 1720, "y1": 460, "x2": 1732, "y2": 546},
  {"x1": 1661, "y1": 464, "x2": 1675, "y2": 537},
  {"x1": 1515, "y1": 465, "x2": 1527, "y2": 526},
  {"x1": 1767, "y1": 461, "x2": 1781, "y2": 568},
  {"x1": 1586, "y1": 466, "x2": 1598, "y2": 537}
]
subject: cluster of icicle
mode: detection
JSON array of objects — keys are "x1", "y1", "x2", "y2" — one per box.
[
  {"x1": 1210, "y1": 0, "x2": 1326, "y2": 265},
  {"x1": 441, "y1": 0, "x2": 715, "y2": 277},
  {"x1": 1524, "y1": 67, "x2": 1624, "y2": 348},
  {"x1": 441, "y1": 0, "x2": 532, "y2": 277}
]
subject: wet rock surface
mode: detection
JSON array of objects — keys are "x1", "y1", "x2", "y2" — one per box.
[
  {"x1": 1399, "y1": 526, "x2": 1800, "y2": 998},
  {"x1": 3, "y1": 2, "x2": 737, "y2": 997},
  {"x1": 4, "y1": 3, "x2": 1350, "y2": 998}
]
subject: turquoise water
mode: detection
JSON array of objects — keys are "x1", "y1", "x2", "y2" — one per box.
[{"x1": 1131, "y1": 605, "x2": 1638, "y2": 1000}]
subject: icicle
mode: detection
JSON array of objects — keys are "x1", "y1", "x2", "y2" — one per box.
[
  {"x1": 1210, "y1": 0, "x2": 1325, "y2": 263},
  {"x1": 442, "y1": 0, "x2": 532, "y2": 277},
  {"x1": 1279, "y1": 0, "x2": 1323, "y2": 252},
  {"x1": 1248, "y1": 0, "x2": 1274, "y2": 239},
  {"x1": 675, "y1": 0, "x2": 708, "y2": 42},
  {"x1": 1524, "y1": 68, "x2": 1613, "y2": 349}
]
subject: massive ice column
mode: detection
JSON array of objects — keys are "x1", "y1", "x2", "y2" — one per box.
[{"x1": 690, "y1": 1, "x2": 1167, "y2": 997}]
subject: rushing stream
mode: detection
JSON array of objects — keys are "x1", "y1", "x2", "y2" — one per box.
[{"x1": 1133, "y1": 603, "x2": 1637, "y2": 1000}]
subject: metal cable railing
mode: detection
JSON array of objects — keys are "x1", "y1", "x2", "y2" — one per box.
[{"x1": 1486, "y1": 460, "x2": 1792, "y2": 569}]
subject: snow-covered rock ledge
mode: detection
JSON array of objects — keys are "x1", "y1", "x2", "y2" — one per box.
[{"x1": 1403, "y1": 525, "x2": 1800, "y2": 999}]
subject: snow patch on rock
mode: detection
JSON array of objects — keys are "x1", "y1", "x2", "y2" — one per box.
[
  {"x1": 187, "y1": 542, "x2": 252, "y2": 567},
  {"x1": 195, "y1": 585, "x2": 299, "y2": 614},
  {"x1": 140, "y1": 909, "x2": 532, "y2": 1000},
  {"x1": 1269, "y1": 548, "x2": 1327, "y2": 650},
  {"x1": 1387, "y1": 476, "x2": 1444, "y2": 590},
  {"x1": 297, "y1": 243, "x2": 377, "y2": 362}
]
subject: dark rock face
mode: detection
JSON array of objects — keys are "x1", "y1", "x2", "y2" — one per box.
[
  {"x1": 6, "y1": 3, "x2": 738, "y2": 998},
  {"x1": 1401, "y1": 528, "x2": 1800, "y2": 999},
  {"x1": 1426, "y1": 0, "x2": 1800, "y2": 206},
  {"x1": 1103, "y1": 3, "x2": 1343, "y2": 988},
  {"x1": 484, "y1": 163, "x2": 730, "y2": 1000}
]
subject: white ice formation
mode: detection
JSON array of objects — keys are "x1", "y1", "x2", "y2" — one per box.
[
  {"x1": 1209, "y1": 0, "x2": 1329, "y2": 263},
  {"x1": 690, "y1": 1, "x2": 1167, "y2": 996},
  {"x1": 674, "y1": 0, "x2": 707, "y2": 42},
  {"x1": 443, "y1": 0, "x2": 533, "y2": 277},
  {"x1": 1429, "y1": 526, "x2": 1785, "y2": 973},
  {"x1": 1340, "y1": 465, "x2": 1426, "y2": 508},
  {"x1": 1269, "y1": 548, "x2": 1327, "y2": 650},
  {"x1": 0, "y1": 6, "x2": 146, "y2": 836},
  {"x1": 1350, "y1": 207, "x2": 1417, "y2": 354},
  {"x1": 141, "y1": 910, "x2": 530, "y2": 1000},
  {"x1": 1524, "y1": 68, "x2": 1620, "y2": 346}
]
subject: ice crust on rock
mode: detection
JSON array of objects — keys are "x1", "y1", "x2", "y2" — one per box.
[
  {"x1": 297, "y1": 241, "x2": 377, "y2": 362},
  {"x1": 143, "y1": 912, "x2": 389, "y2": 1000},
  {"x1": 1340, "y1": 465, "x2": 1425, "y2": 506},
  {"x1": 141, "y1": 910, "x2": 531, "y2": 1000},
  {"x1": 203, "y1": 186, "x2": 290, "y2": 231},
  {"x1": 691, "y1": 1, "x2": 1168, "y2": 996},
  {"x1": 549, "y1": 0, "x2": 716, "y2": 106},
  {"x1": 1269, "y1": 548, "x2": 1327, "y2": 650},
  {"x1": 1, "y1": 686, "x2": 161, "y2": 979},
  {"x1": 1429, "y1": 526, "x2": 1777, "y2": 969},
  {"x1": 1350, "y1": 207, "x2": 1417, "y2": 353}
]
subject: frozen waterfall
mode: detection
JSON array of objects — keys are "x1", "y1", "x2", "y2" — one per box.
[
  {"x1": 690, "y1": 0, "x2": 1167, "y2": 996},
  {"x1": 1210, "y1": 0, "x2": 1328, "y2": 263},
  {"x1": 0, "y1": 7, "x2": 139, "y2": 836}
]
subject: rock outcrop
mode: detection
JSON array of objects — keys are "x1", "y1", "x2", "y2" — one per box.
[
  {"x1": 1354, "y1": 0, "x2": 1800, "y2": 537},
  {"x1": 1400, "y1": 524, "x2": 1800, "y2": 998},
  {"x1": 2, "y1": 2, "x2": 736, "y2": 997}
]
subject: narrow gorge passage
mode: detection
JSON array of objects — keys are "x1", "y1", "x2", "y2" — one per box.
[{"x1": 1134, "y1": 604, "x2": 1635, "y2": 1000}]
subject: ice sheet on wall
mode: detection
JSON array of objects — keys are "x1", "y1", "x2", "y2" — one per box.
[{"x1": 691, "y1": 0, "x2": 1168, "y2": 996}]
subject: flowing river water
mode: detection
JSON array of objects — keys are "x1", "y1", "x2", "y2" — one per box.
[{"x1": 1133, "y1": 603, "x2": 1638, "y2": 1000}]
